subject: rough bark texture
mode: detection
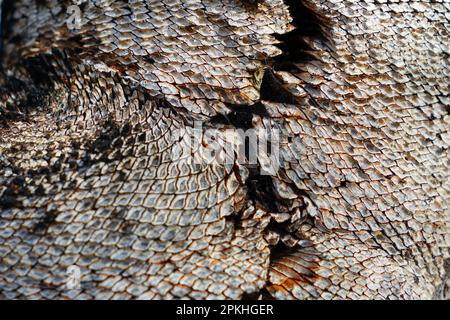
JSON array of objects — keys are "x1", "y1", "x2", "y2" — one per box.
[{"x1": 0, "y1": 0, "x2": 448, "y2": 299}]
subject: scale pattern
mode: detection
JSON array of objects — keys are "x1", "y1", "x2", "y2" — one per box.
[{"x1": 0, "y1": 0, "x2": 449, "y2": 300}]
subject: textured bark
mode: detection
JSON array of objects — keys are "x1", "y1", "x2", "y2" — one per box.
[{"x1": 0, "y1": 0, "x2": 448, "y2": 300}]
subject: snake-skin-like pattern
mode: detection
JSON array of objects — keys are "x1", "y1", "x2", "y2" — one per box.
[{"x1": 0, "y1": 0, "x2": 448, "y2": 300}]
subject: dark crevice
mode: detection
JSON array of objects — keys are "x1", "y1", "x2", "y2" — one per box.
[
  {"x1": 259, "y1": 68, "x2": 298, "y2": 104},
  {"x1": 245, "y1": 167, "x2": 297, "y2": 215},
  {"x1": 269, "y1": 239, "x2": 301, "y2": 263},
  {"x1": 273, "y1": 0, "x2": 329, "y2": 72},
  {"x1": 242, "y1": 288, "x2": 274, "y2": 300},
  {"x1": 0, "y1": 55, "x2": 55, "y2": 126},
  {"x1": 208, "y1": 102, "x2": 268, "y2": 130},
  {"x1": 201, "y1": 3, "x2": 330, "y2": 293},
  {"x1": 253, "y1": 1, "x2": 329, "y2": 105}
]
